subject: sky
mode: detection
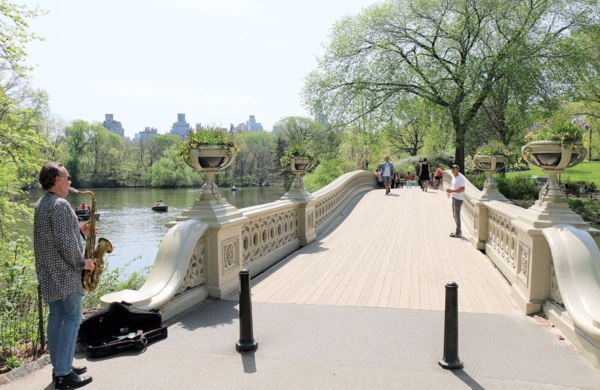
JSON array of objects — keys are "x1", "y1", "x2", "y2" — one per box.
[{"x1": 21, "y1": 0, "x2": 379, "y2": 138}]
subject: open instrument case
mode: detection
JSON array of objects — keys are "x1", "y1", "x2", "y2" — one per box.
[{"x1": 78, "y1": 301, "x2": 168, "y2": 358}]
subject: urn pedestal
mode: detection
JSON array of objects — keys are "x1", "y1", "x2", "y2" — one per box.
[
  {"x1": 172, "y1": 146, "x2": 243, "y2": 225},
  {"x1": 281, "y1": 157, "x2": 316, "y2": 202},
  {"x1": 520, "y1": 141, "x2": 588, "y2": 228},
  {"x1": 473, "y1": 155, "x2": 509, "y2": 202}
]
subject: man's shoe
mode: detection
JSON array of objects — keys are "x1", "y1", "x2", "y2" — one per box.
[
  {"x1": 54, "y1": 372, "x2": 92, "y2": 389},
  {"x1": 53, "y1": 366, "x2": 87, "y2": 380},
  {"x1": 450, "y1": 232, "x2": 462, "y2": 238}
]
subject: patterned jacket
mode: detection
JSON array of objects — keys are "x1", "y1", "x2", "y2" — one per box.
[{"x1": 34, "y1": 192, "x2": 85, "y2": 303}]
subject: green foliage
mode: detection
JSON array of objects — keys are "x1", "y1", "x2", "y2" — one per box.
[
  {"x1": 280, "y1": 142, "x2": 317, "y2": 171},
  {"x1": 303, "y1": 160, "x2": 346, "y2": 192},
  {"x1": 82, "y1": 258, "x2": 151, "y2": 309},
  {"x1": 151, "y1": 147, "x2": 200, "y2": 187},
  {"x1": 474, "y1": 141, "x2": 510, "y2": 158},
  {"x1": 395, "y1": 153, "x2": 454, "y2": 175},
  {"x1": 176, "y1": 128, "x2": 239, "y2": 158},
  {"x1": 5, "y1": 356, "x2": 21, "y2": 370},
  {"x1": 567, "y1": 198, "x2": 600, "y2": 224},
  {"x1": 302, "y1": 0, "x2": 595, "y2": 172},
  {"x1": 0, "y1": 2, "x2": 47, "y2": 76},
  {"x1": 474, "y1": 141, "x2": 518, "y2": 165},
  {"x1": 524, "y1": 121, "x2": 584, "y2": 146},
  {"x1": 467, "y1": 174, "x2": 540, "y2": 200}
]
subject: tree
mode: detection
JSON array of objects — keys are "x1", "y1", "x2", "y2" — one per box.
[
  {"x1": 385, "y1": 98, "x2": 435, "y2": 156},
  {"x1": 0, "y1": 2, "x2": 46, "y2": 75},
  {"x1": 274, "y1": 116, "x2": 333, "y2": 158},
  {"x1": 302, "y1": 0, "x2": 598, "y2": 171}
]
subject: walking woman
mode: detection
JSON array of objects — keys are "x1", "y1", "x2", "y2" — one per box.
[{"x1": 419, "y1": 158, "x2": 431, "y2": 192}]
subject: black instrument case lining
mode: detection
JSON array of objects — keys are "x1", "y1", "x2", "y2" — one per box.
[{"x1": 78, "y1": 301, "x2": 168, "y2": 358}]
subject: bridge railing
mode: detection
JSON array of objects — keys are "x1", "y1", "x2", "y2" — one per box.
[
  {"x1": 450, "y1": 170, "x2": 600, "y2": 367},
  {"x1": 101, "y1": 170, "x2": 376, "y2": 321}
]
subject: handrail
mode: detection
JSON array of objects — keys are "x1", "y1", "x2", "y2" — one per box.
[
  {"x1": 543, "y1": 225, "x2": 600, "y2": 332},
  {"x1": 101, "y1": 218, "x2": 210, "y2": 317}
]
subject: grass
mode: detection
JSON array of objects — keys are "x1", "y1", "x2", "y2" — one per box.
[{"x1": 505, "y1": 161, "x2": 600, "y2": 183}]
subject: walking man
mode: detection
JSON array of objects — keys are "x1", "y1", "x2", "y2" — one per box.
[
  {"x1": 380, "y1": 156, "x2": 394, "y2": 195},
  {"x1": 34, "y1": 162, "x2": 96, "y2": 389},
  {"x1": 446, "y1": 164, "x2": 465, "y2": 238}
]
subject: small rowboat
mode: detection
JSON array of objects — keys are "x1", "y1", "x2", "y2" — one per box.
[
  {"x1": 77, "y1": 212, "x2": 100, "y2": 221},
  {"x1": 152, "y1": 205, "x2": 168, "y2": 212}
]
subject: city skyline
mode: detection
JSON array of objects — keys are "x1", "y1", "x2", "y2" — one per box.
[{"x1": 19, "y1": 0, "x2": 376, "y2": 139}]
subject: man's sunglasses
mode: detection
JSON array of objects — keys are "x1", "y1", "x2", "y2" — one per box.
[{"x1": 59, "y1": 175, "x2": 72, "y2": 181}]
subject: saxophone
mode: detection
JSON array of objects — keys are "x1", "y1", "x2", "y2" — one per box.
[{"x1": 69, "y1": 187, "x2": 114, "y2": 292}]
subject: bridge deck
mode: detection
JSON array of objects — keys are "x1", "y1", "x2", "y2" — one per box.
[{"x1": 252, "y1": 187, "x2": 520, "y2": 315}]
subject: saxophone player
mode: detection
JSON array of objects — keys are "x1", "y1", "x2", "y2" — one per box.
[{"x1": 33, "y1": 162, "x2": 96, "y2": 389}]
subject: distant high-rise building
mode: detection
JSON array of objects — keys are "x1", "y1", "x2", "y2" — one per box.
[
  {"x1": 170, "y1": 113, "x2": 191, "y2": 138},
  {"x1": 246, "y1": 115, "x2": 263, "y2": 131},
  {"x1": 195, "y1": 123, "x2": 202, "y2": 130},
  {"x1": 138, "y1": 127, "x2": 158, "y2": 141},
  {"x1": 102, "y1": 114, "x2": 124, "y2": 137}
]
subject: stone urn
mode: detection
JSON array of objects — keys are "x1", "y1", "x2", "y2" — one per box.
[
  {"x1": 474, "y1": 155, "x2": 508, "y2": 192},
  {"x1": 281, "y1": 156, "x2": 316, "y2": 202},
  {"x1": 521, "y1": 141, "x2": 587, "y2": 205},
  {"x1": 184, "y1": 146, "x2": 237, "y2": 202},
  {"x1": 288, "y1": 157, "x2": 315, "y2": 190}
]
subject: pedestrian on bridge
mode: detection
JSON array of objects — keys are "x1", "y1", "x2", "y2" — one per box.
[
  {"x1": 419, "y1": 158, "x2": 431, "y2": 192},
  {"x1": 380, "y1": 156, "x2": 394, "y2": 195},
  {"x1": 406, "y1": 172, "x2": 412, "y2": 189},
  {"x1": 447, "y1": 164, "x2": 466, "y2": 238}
]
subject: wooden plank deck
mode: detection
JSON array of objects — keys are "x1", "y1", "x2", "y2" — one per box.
[{"x1": 251, "y1": 186, "x2": 520, "y2": 315}]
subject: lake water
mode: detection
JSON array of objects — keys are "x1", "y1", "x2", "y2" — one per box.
[{"x1": 27, "y1": 186, "x2": 287, "y2": 275}]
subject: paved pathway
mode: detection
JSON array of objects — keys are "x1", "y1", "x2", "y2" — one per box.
[
  {"x1": 5, "y1": 186, "x2": 600, "y2": 389},
  {"x1": 253, "y1": 186, "x2": 518, "y2": 314}
]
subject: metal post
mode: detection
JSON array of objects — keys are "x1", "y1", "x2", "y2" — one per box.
[
  {"x1": 236, "y1": 269, "x2": 258, "y2": 352},
  {"x1": 439, "y1": 281, "x2": 463, "y2": 369}
]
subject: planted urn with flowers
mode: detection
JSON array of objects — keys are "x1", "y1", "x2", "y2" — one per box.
[
  {"x1": 177, "y1": 127, "x2": 239, "y2": 201},
  {"x1": 473, "y1": 141, "x2": 514, "y2": 198},
  {"x1": 280, "y1": 143, "x2": 317, "y2": 194},
  {"x1": 521, "y1": 121, "x2": 587, "y2": 205}
]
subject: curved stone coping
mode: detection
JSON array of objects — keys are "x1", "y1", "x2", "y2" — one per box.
[
  {"x1": 485, "y1": 200, "x2": 519, "y2": 220},
  {"x1": 543, "y1": 224, "x2": 600, "y2": 335},
  {"x1": 101, "y1": 218, "x2": 209, "y2": 309},
  {"x1": 311, "y1": 170, "x2": 376, "y2": 198}
]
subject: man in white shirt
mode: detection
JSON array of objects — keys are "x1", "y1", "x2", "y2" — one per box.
[
  {"x1": 380, "y1": 156, "x2": 394, "y2": 195},
  {"x1": 446, "y1": 164, "x2": 465, "y2": 238}
]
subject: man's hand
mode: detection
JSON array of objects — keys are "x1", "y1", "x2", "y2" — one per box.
[
  {"x1": 80, "y1": 221, "x2": 99, "y2": 237},
  {"x1": 84, "y1": 259, "x2": 96, "y2": 271}
]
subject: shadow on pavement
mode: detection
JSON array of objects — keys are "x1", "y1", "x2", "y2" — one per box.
[
  {"x1": 452, "y1": 370, "x2": 486, "y2": 390},
  {"x1": 168, "y1": 298, "x2": 239, "y2": 331},
  {"x1": 240, "y1": 351, "x2": 257, "y2": 373}
]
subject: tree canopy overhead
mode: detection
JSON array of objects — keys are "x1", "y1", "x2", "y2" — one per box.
[{"x1": 302, "y1": 0, "x2": 599, "y2": 171}]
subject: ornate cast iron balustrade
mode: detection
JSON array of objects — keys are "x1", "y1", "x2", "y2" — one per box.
[{"x1": 241, "y1": 207, "x2": 299, "y2": 266}]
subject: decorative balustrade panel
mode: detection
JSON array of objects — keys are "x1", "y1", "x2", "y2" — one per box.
[
  {"x1": 486, "y1": 208, "x2": 518, "y2": 273},
  {"x1": 241, "y1": 207, "x2": 299, "y2": 266},
  {"x1": 463, "y1": 191, "x2": 478, "y2": 236},
  {"x1": 175, "y1": 236, "x2": 206, "y2": 296}
]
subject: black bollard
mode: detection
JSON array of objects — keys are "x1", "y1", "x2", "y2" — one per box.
[
  {"x1": 236, "y1": 269, "x2": 258, "y2": 352},
  {"x1": 438, "y1": 281, "x2": 463, "y2": 369}
]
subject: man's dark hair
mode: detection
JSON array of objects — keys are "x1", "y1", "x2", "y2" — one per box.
[{"x1": 39, "y1": 162, "x2": 63, "y2": 190}]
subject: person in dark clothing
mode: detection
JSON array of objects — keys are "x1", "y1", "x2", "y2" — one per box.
[{"x1": 419, "y1": 158, "x2": 431, "y2": 192}]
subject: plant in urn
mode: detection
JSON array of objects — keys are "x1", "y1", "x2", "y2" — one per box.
[
  {"x1": 173, "y1": 127, "x2": 241, "y2": 224},
  {"x1": 280, "y1": 142, "x2": 316, "y2": 201},
  {"x1": 521, "y1": 121, "x2": 587, "y2": 208},
  {"x1": 473, "y1": 141, "x2": 513, "y2": 201}
]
